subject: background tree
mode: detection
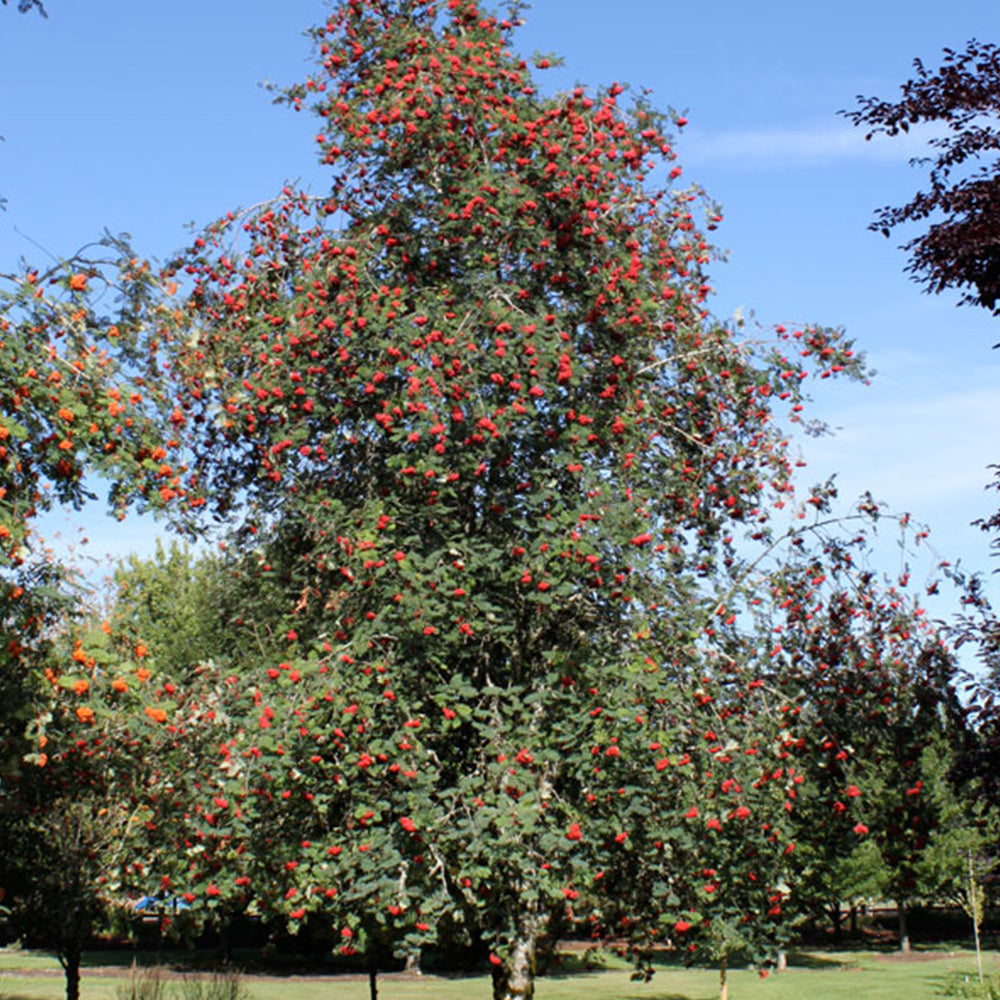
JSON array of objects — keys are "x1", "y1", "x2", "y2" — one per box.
[
  {"x1": 0, "y1": 612, "x2": 168, "y2": 1000},
  {"x1": 845, "y1": 47, "x2": 1000, "y2": 919},
  {"x1": 1, "y1": 1, "x2": 46, "y2": 14},
  {"x1": 843, "y1": 40, "x2": 1000, "y2": 315},
  {"x1": 107, "y1": 541, "x2": 273, "y2": 675},
  {"x1": 0, "y1": 246, "x2": 186, "y2": 999},
  {"x1": 767, "y1": 538, "x2": 964, "y2": 953}
]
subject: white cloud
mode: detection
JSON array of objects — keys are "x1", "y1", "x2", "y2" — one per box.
[
  {"x1": 803, "y1": 383, "x2": 1000, "y2": 504},
  {"x1": 683, "y1": 121, "x2": 943, "y2": 169},
  {"x1": 791, "y1": 377, "x2": 1000, "y2": 593}
]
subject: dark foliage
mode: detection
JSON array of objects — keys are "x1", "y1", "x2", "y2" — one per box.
[
  {"x1": 1, "y1": 0, "x2": 47, "y2": 15},
  {"x1": 842, "y1": 40, "x2": 1000, "y2": 315}
]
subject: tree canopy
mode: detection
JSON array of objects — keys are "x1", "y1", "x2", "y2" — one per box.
[
  {"x1": 1, "y1": 0, "x2": 46, "y2": 16},
  {"x1": 0, "y1": 5, "x2": 984, "y2": 1000},
  {"x1": 843, "y1": 40, "x2": 1000, "y2": 315},
  {"x1": 119, "y1": 3, "x2": 885, "y2": 996}
]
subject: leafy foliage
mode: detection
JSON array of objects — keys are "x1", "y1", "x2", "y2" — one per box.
[
  {"x1": 0, "y1": 241, "x2": 192, "y2": 1000},
  {"x1": 845, "y1": 44, "x2": 1000, "y2": 873},
  {"x1": 119, "y1": 1, "x2": 879, "y2": 995},
  {"x1": 0, "y1": 622, "x2": 161, "y2": 1000},
  {"x1": 1, "y1": 0, "x2": 46, "y2": 17},
  {"x1": 0, "y1": 6, "x2": 983, "y2": 1000},
  {"x1": 843, "y1": 40, "x2": 1000, "y2": 314},
  {"x1": 107, "y1": 541, "x2": 269, "y2": 674}
]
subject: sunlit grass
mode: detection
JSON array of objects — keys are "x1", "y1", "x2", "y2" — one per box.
[{"x1": 1, "y1": 946, "x2": 997, "y2": 1000}]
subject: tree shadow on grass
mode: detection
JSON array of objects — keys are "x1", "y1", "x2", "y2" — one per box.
[
  {"x1": 544, "y1": 944, "x2": 855, "y2": 980},
  {"x1": 79, "y1": 949, "x2": 220, "y2": 971},
  {"x1": 624, "y1": 995, "x2": 712, "y2": 1000},
  {"x1": 543, "y1": 983, "x2": 713, "y2": 1000},
  {"x1": 782, "y1": 949, "x2": 855, "y2": 969},
  {"x1": 619, "y1": 988, "x2": 716, "y2": 1000}
]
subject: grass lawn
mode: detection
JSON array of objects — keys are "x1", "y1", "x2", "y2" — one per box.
[{"x1": 1, "y1": 946, "x2": 997, "y2": 1000}]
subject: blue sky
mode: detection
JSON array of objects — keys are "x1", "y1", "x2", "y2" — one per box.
[{"x1": 2, "y1": 0, "x2": 999, "y2": 638}]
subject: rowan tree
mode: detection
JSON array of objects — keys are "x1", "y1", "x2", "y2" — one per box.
[
  {"x1": 756, "y1": 518, "x2": 965, "y2": 954},
  {"x1": 0, "y1": 243, "x2": 179, "y2": 771},
  {"x1": 8, "y1": 5, "x2": 975, "y2": 1000},
  {"x1": 8, "y1": 4, "x2": 956, "y2": 1000},
  {"x1": 0, "y1": 245, "x2": 189, "y2": 999},
  {"x1": 6, "y1": 2, "x2": 967, "y2": 996},
  {"x1": 0, "y1": 611, "x2": 172, "y2": 1000},
  {"x1": 100, "y1": 2, "x2": 883, "y2": 997}
]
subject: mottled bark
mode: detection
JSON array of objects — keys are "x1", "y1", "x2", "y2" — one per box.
[
  {"x1": 898, "y1": 901, "x2": 911, "y2": 953},
  {"x1": 491, "y1": 913, "x2": 547, "y2": 1000}
]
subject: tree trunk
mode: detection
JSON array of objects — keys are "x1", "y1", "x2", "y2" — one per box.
[
  {"x1": 719, "y1": 952, "x2": 729, "y2": 1000},
  {"x1": 898, "y1": 901, "x2": 911, "y2": 954},
  {"x1": 368, "y1": 961, "x2": 378, "y2": 1000},
  {"x1": 849, "y1": 904, "x2": 858, "y2": 937},
  {"x1": 491, "y1": 914, "x2": 547, "y2": 1000},
  {"x1": 403, "y1": 950, "x2": 422, "y2": 976},
  {"x1": 59, "y1": 944, "x2": 82, "y2": 1000},
  {"x1": 969, "y1": 849, "x2": 985, "y2": 986},
  {"x1": 830, "y1": 901, "x2": 843, "y2": 939},
  {"x1": 776, "y1": 949, "x2": 788, "y2": 973},
  {"x1": 219, "y1": 923, "x2": 233, "y2": 965}
]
